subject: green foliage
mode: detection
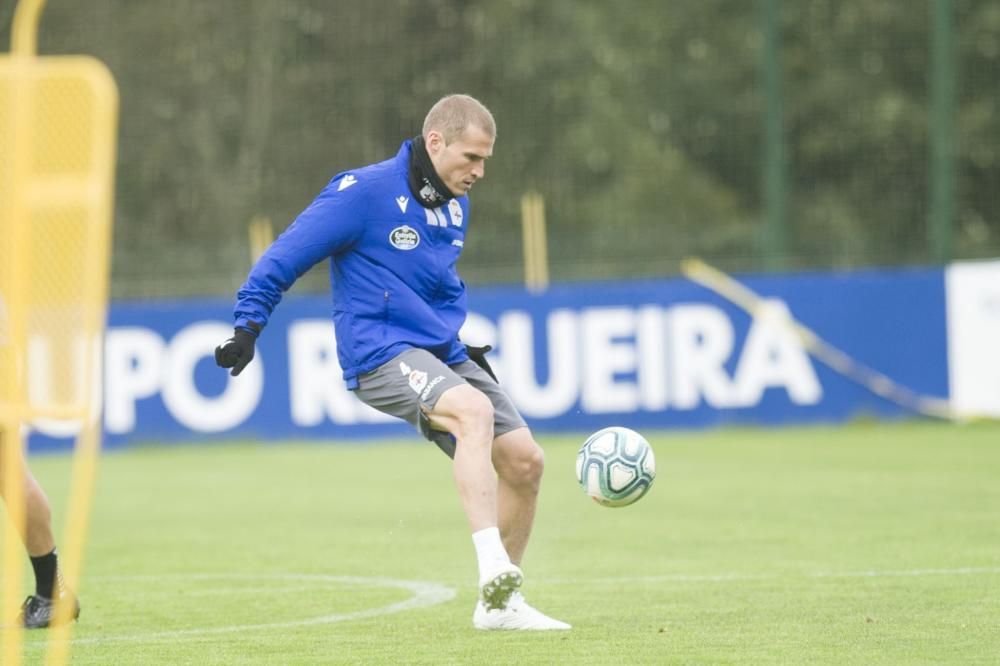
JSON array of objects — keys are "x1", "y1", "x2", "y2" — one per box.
[
  {"x1": 1, "y1": 1, "x2": 997, "y2": 296},
  {"x1": 18, "y1": 421, "x2": 1000, "y2": 663}
]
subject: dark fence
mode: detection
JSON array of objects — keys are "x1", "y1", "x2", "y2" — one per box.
[{"x1": 2, "y1": 0, "x2": 997, "y2": 297}]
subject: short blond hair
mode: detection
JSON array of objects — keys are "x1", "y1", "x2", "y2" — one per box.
[{"x1": 422, "y1": 94, "x2": 496, "y2": 144}]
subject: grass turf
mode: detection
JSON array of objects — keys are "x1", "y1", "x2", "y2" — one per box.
[{"x1": 7, "y1": 420, "x2": 1000, "y2": 664}]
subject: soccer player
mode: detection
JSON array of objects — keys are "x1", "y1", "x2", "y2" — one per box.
[
  {"x1": 216, "y1": 94, "x2": 569, "y2": 630},
  {"x1": 0, "y1": 431, "x2": 80, "y2": 628}
]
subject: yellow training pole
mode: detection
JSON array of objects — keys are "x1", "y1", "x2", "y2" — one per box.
[
  {"x1": 520, "y1": 192, "x2": 549, "y2": 293},
  {"x1": 0, "y1": 430, "x2": 27, "y2": 666},
  {"x1": 2, "y1": 1, "x2": 117, "y2": 662},
  {"x1": 11, "y1": 0, "x2": 45, "y2": 57},
  {"x1": 680, "y1": 257, "x2": 961, "y2": 420},
  {"x1": 249, "y1": 215, "x2": 274, "y2": 264},
  {"x1": 45, "y1": 417, "x2": 99, "y2": 665},
  {"x1": 1, "y1": 1, "x2": 47, "y2": 662}
]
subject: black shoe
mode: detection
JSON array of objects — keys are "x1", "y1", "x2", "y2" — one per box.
[{"x1": 18, "y1": 594, "x2": 81, "y2": 629}]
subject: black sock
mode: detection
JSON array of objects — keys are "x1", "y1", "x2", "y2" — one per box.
[{"x1": 30, "y1": 549, "x2": 58, "y2": 599}]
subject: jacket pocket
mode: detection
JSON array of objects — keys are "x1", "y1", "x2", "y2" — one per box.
[{"x1": 381, "y1": 290, "x2": 391, "y2": 344}]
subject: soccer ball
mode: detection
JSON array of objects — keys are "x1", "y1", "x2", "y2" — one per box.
[{"x1": 575, "y1": 426, "x2": 656, "y2": 507}]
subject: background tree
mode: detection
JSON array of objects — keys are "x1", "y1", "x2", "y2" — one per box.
[{"x1": 2, "y1": 0, "x2": 997, "y2": 297}]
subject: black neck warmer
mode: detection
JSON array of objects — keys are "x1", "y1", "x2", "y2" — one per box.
[{"x1": 408, "y1": 135, "x2": 456, "y2": 208}]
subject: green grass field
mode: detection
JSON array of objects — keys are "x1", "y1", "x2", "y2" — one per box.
[{"x1": 11, "y1": 421, "x2": 1000, "y2": 664}]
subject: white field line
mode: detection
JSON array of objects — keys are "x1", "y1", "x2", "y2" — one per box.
[
  {"x1": 24, "y1": 574, "x2": 456, "y2": 647},
  {"x1": 543, "y1": 566, "x2": 1000, "y2": 585},
  {"x1": 22, "y1": 567, "x2": 999, "y2": 647}
]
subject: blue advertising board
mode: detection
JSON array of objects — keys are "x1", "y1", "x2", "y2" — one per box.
[{"x1": 27, "y1": 267, "x2": 949, "y2": 450}]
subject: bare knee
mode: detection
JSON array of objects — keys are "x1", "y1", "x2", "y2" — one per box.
[
  {"x1": 455, "y1": 390, "x2": 495, "y2": 442},
  {"x1": 500, "y1": 438, "x2": 545, "y2": 491},
  {"x1": 0, "y1": 464, "x2": 49, "y2": 509},
  {"x1": 24, "y1": 474, "x2": 51, "y2": 510},
  {"x1": 432, "y1": 384, "x2": 495, "y2": 444},
  {"x1": 520, "y1": 444, "x2": 545, "y2": 488}
]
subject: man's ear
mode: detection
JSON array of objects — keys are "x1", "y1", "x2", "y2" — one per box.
[{"x1": 425, "y1": 130, "x2": 445, "y2": 155}]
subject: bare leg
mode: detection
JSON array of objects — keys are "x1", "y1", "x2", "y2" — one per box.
[
  {"x1": 491, "y1": 427, "x2": 544, "y2": 565},
  {"x1": 427, "y1": 384, "x2": 497, "y2": 532},
  {"x1": 470, "y1": 428, "x2": 570, "y2": 630},
  {"x1": 0, "y1": 432, "x2": 56, "y2": 556},
  {"x1": 22, "y1": 470, "x2": 57, "y2": 557}
]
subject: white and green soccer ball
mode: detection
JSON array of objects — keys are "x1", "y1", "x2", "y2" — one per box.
[{"x1": 576, "y1": 426, "x2": 656, "y2": 507}]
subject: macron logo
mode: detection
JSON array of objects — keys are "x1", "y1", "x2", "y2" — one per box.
[
  {"x1": 396, "y1": 196, "x2": 409, "y2": 213},
  {"x1": 337, "y1": 175, "x2": 357, "y2": 191}
]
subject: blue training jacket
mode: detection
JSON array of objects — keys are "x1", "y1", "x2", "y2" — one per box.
[{"x1": 233, "y1": 140, "x2": 471, "y2": 389}]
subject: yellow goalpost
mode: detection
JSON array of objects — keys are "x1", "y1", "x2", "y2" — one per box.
[{"x1": 0, "y1": 0, "x2": 118, "y2": 663}]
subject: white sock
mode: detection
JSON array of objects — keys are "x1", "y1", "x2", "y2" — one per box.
[{"x1": 472, "y1": 527, "x2": 511, "y2": 579}]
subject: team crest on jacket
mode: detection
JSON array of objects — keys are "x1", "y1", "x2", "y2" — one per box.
[
  {"x1": 389, "y1": 225, "x2": 420, "y2": 250},
  {"x1": 448, "y1": 199, "x2": 463, "y2": 227}
]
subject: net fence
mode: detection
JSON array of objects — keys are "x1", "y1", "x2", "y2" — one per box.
[
  {"x1": 0, "y1": 57, "x2": 115, "y2": 417},
  {"x1": 1, "y1": 0, "x2": 997, "y2": 298}
]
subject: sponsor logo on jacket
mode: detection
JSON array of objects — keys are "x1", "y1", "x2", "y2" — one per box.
[{"x1": 389, "y1": 225, "x2": 420, "y2": 250}]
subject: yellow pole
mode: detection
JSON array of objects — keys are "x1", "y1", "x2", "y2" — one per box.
[
  {"x1": 45, "y1": 58, "x2": 117, "y2": 665},
  {"x1": 0, "y1": 429, "x2": 26, "y2": 666},
  {"x1": 520, "y1": 192, "x2": 549, "y2": 293},
  {"x1": 249, "y1": 215, "x2": 274, "y2": 264},
  {"x1": 11, "y1": 0, "x2": 46, "y2": 56},
  {"x1": 4, "y1": 2, "x2": 116, "y2": 662},
  {"x1": 48, "y1": 65, "x2": 117, "y2": 657},
  {"x1": 1, "y1": 3, "x2": 48, "y2": 663},
  {"x1": 680, "y1": 257, "x2": 960, "y2": 420},
  {"x1": 520, "y1": 194, "x2": 534, "y2": 288},
  {"x1": 0, "y1": 72, "x2": 28, "y2": 662},
  {"x1": 45, "y1": 418, "x2": 99, "y2": 665}
]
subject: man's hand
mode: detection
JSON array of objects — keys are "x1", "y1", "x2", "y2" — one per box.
[
  {"x1": 214, "y1": 328, "x2": 257, "y2": 376},
  {"x1": 465, "y1": 344, "x2": 498, "y2": 383}
]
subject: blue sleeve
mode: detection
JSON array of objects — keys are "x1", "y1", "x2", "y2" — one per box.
[{"x1": 233, "y1": 176, "x2": 367, "y2": 331}]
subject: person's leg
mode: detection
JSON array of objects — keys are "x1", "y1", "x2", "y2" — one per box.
[
  {"x1": 22, "y1": 467, "x2": 57, "y2": 559},
  {"x1": 490, "y1": 427, "x2": 543, "y2": 566},
  {"x1": 354, "y1": 350, "x2": 506, "y2": 539},
  {"x1": 427, "y1": 384, "x2": 524, "y2": 609},
  {"x1": 0, "y1": 431, "x2": 78, "y2": 627},
  {"x1": 0, "y1": 432, "x2": 56, "y2": 559},
  {"x1": 446, "y1": 361, "x2": 569, "y2": 630},
  {"x1": 447, "y1": 361, "x2": 541, "y2": 565},
  {"x1": 471, "y1": 426, "x2": 569, "y2": 630},
  {"x1": 354, "y1": 350, "x2": 522, "y2": 610},
  {"x1": 426, "y1": 384, "x2": 497, "y2": 533}
]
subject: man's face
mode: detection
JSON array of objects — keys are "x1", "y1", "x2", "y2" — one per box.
[{"x1": 426, "y1": 125, "x2": 494, "y2": 196}]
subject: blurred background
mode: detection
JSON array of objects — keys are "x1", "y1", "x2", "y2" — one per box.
[
  {"x1": 3, "y1": 0, "x2": 998, "y2": 299},
  {"x1": 4, "y1": 5, "x2": 1000, "y2": 662}
]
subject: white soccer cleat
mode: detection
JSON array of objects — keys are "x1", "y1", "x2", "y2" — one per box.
[
  {"x1": 472, "y1": 592, "x2": 571, "y2": 631},
  {"x1": 478, "y1": 562, "x2": 523, "y2": 611}
]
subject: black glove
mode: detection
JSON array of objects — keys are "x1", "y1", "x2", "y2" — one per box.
[
  {"x1": 464, "y1": 344, "x2": 498, "y2": 383},
  {"x1": 215, "y1": 327, "x2": 258, "y2": 376}
]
